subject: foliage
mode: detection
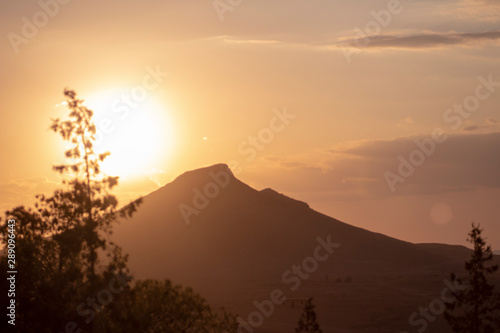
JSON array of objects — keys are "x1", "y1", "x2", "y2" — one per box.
[
  {"x1": 295, "y1": 298, "x2": 322, "y2": 333},
  {"x1": 0, "y1": 89, "x2": 239, "y2": 332},
  {"x1": 444, "y1": 223, "x2": 500, "y2": 333},
  {"x1": 0, "y1": 89, "x2": 140, "y2": 332},
  {"x1": 48, "y1": 88, "x2": 141, "y2": 282},
  {"x1": 105, "y1": 279, "x2": 239, "y2": 333}
]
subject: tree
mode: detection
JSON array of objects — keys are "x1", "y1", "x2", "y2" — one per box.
[
  {"x1": 104, "y1": 279, "x2": 239, "y2": 333},
  {"x1": 0, "y1": 88, "x2": 239, "y2": 332},
  {"x1": 49, "y1": 88, "x2": 141, "y2": 283},
  {"x1": 295, "y1": 298, "x2": 322, "y2": 333},
  {"x1": 444, "y1": 223, "x2": 500, "y2": 333},
  {"x1": 0, "y1": 89, "x2": 141, "y2": 332}
]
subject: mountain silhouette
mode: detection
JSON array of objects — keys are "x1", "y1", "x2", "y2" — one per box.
[
  {"x1": 112, "y1": 164, "x2": 497, "y2": 332},
  {"x1": 114, "y1": 164, "x2": 470, "y2": 283}
]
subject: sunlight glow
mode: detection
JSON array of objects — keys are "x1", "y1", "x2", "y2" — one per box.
[{"x1": 84, "y1": 89, "x2": 176, "y2": 179}]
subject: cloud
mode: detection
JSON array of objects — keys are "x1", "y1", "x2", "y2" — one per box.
[
  {"x1": 397, "y1": 117, "x2": 415, "y2": 127},
  {"x1": 461, "y1": 118, "x2": 499, "y2": 132},
  {"x1": 219, "y1": 36, "x2": 281, "y2": 45},
  {"x1": 218, "y1": 30, "x2": 500, "y2": 54},
  {"x1": 147, "y1": 169, "x2": 171, "y2": 187},
  {"x1": 54, "y1": 101, "x2": 68, "y2": 108},
  {"x1": 339, "y1": 31, "x2": 500, "y2": 50},
  {"x1": 473, "y1": 0, "x2": 500, "y2": 5},
  {"x1": 254, "y1": 131, "x2": 500, "y2": 199},
  {"x1": 463, "y1": 125, "x2": 482, "y2": 131},
  {"x1": 461, "y1": 0, "x2": 500, "y2": 17},
  {"x1": 261, "y1": 155, "x2": 312, "y2": 169}
]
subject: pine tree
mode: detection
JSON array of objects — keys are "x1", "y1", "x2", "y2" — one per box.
[
  {"x1": 444, "y1": 223, "x2": 500, "y2": 333},
  {"x1": 295, "y1": 298, "x2": 323, "y2": 333}
]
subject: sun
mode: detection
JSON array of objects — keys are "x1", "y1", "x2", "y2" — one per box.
[{"x1": 83, "y1": 88, "x2": 176, "y2": 179}]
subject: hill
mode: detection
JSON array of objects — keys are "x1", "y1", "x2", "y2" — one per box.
[{"x1": 112, "y1": 164, "x2": 498, "y2": 332}]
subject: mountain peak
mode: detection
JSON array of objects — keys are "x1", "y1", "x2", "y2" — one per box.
[
  {"x1": 175, "y1": 163, "x2": 234, "y2": 180},
  {"x1": 169, "y1": 163, "x2": 236, "y2": 189},
  {"x1": 167, "y1": 165, "x2": 310, "y2": 213}
]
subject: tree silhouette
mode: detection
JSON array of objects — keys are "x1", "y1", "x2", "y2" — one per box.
[
  {"x1": 105, "y1": 279, "x2": 239, "y2": 332},
  {"x1": 444, "y1": 223, "x2": 500, "y2": 333},
  {"x1": 0, "y1": 88, "x2": 239, "y2": 333},
  {"x1": 295, "y1": 298, "x2": 323, "y2": 333},
  {"x1": 49, "y1": 88, "x2": 141, "y2": 283},
  {"x1": 0, "y1": 89, "x2": 141, "y2": 332}
]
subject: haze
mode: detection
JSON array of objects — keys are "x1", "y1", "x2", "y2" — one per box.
[{"x1": 1, "y1": 0, "x2": 499, "y2": 248}]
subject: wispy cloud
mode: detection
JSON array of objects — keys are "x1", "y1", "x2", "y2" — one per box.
[
  {"x1": 219, "y1": 36, "x2": 280, "y2": 45},
  {"x1": 338, "y1": 31, "x2": 500, "y2": 50},
  {"x1": 461, "y1": 118, "x2": 499, "y2": 132},
  {"x1": 147, "y1": 169, "x2": 170, "y2": 187},
  {"x1": 213, "y1": 30, "x2": 500, "y2": 54}
]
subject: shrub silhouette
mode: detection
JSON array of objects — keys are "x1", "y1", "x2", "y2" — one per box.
[{"x1": 295, "y1": 297, "x2": 322, "y2": 333}]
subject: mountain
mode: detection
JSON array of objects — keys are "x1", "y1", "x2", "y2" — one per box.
[
  {"x1": 114, "y1": 164, "x2": 467, "y2": 281},
  {"x1": 112, "y1": 164, "x2": 497, "y2": 332}
]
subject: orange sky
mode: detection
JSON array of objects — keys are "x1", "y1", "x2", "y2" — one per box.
[{"x1": 1, "y1": 0, "x2": 499, "y2": 248}]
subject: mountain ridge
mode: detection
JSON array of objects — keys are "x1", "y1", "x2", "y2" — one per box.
[{"x1": 114, "y1": 163, "x2": 471, "y2": 283}]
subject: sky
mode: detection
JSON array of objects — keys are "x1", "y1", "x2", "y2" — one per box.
[{"x1": 0, "y1": 0, "x2": 499, "y2": 249}]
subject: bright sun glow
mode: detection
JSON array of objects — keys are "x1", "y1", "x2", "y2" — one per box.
[{"x1": 83, "y1": 89, "x2": 176, "y2": 179}]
